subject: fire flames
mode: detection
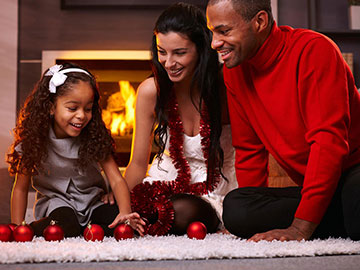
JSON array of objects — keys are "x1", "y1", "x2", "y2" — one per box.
[{"x1": 102, "y1": 81, "x2": 136, "y2": 136}]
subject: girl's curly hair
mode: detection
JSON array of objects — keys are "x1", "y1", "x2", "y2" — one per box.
[{"x1": 7, "y1": 62, "x2": 114, "y2": 176}]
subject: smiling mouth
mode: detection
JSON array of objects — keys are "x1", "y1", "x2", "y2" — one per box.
[
  {"x1": 219, "y1": 49, "x2": 231, "y2": 58},
  {"x1": 168, "y1": 67, "x2": 183, "y2": 76},
  {"x1": 70, "y1": 123, "x2": 83, "y2": 128}
]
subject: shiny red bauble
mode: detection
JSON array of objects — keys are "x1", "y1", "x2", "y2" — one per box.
[
  {"x1": 43, "y1": 220, "x2": 64, "y2": 241},
  {"x1": 114, "y1": 223, "x2": 134, "y2": 240},
  {"x1": 8, "y1": 223, "x2": 17, "y2": 242},
  {"x1": 187, "y1": 221, "x2": 207, "y2": 240},
  {"x1": 13, "y1": 221, "x2": 34, "y2": 242},
  {"x1": 0, "y1": 224, "x2": 12, "y2": 242},
  {"x1": 83, "y1": 223, "x2": 104, "y2": 241}
]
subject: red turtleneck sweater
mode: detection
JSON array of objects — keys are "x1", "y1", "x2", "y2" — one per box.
[{"x1": 224, "y1": 23, "x2": 360, "y2": 224}]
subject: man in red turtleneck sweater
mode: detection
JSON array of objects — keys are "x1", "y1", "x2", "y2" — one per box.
[{"x1": 207, "y1": 0, "x2": 360, "y2": 241}]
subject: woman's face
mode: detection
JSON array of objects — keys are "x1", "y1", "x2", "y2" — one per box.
[{"x1": 156, "y1": 31, "x2": 199, "y2": 84}]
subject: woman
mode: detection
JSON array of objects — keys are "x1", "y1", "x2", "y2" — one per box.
[{"x1": 125, "y1": 2, "x2": 237, "y2": 236}]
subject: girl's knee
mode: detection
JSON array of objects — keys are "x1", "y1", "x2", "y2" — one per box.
[{"x1": 49, "y1": 207, "x2": 81, "y2": 237}]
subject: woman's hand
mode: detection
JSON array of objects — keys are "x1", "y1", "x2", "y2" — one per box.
[
  {"x1": 101, "y1": 191, "x2": 115, "y2": 205},
  {"x1": 108, "y1": 212, "x2": 146, "y2": 236}
]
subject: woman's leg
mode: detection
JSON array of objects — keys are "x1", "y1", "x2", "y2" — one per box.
[
  {"x1": 168, "y1": 193, "x2": 220, "y2": 235},
  {"x1": 30, "y1": 206, "x2": 81, "y2": 237}
]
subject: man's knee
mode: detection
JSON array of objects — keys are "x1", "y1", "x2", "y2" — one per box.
[{"x1": 222, "y1": 188, "x2": 259, "y2": 238}]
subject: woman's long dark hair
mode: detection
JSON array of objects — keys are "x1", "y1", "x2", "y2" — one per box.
[
  {"x1": 151, "y1": 2, "x2": 224, "y2": 177},
  {"x1": 7, "y1": 62, "x2": 114, "y2": 176}
]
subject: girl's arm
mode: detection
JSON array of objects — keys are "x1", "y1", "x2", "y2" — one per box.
[
  {"x1": 124, "y1": 77, "x2": 157, "y2": 190},
  {"x1": 11, "y1": 173, "x2": 31, "y2": 225},
  {"x1": 100, "y1": 156, "x2": 145, "y2": 234}
]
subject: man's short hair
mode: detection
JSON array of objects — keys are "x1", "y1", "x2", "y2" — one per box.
[{"x1": 207, "y1": 0, "x2": 273, "y2": 23}]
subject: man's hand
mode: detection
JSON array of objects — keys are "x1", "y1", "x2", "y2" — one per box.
[{"x1": 248, "y1": 218, "x2": 318, "y2": 242}]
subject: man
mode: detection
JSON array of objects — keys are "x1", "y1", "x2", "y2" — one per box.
[{"x1": 206, "y1": 0, "x2": 360, "y2": 241}]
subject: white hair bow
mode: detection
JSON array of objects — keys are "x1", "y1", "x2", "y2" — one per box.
[{"x1": 44, "y1": 64, "x2": 91, "y2": 93}]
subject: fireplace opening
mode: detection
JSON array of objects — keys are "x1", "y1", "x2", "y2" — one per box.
[{"x1": 46, "y1": 53, "x2": 157, "y2": 167}]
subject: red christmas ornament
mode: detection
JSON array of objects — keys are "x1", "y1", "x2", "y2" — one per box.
[
  {"x1": 7, "y1": 223, "x2": 17, "y2": 242},
  {"x1": 114, "y1": 223, "x2": 134, "y2": 240},
  {"x1": 0, "y1": 224, "x2": 12, "y2": 242},
  {"x1": 83, "y1": 223, "x2": 104, "y2": 241},
  {"x1": 43, "y1": 220, "x2": 64, "y2": 241},
  {"x1": 13, "y1": 221, "x2": 34, "y2": 242},
  {"x1": 187, "y1": 221, "x2": 207, "y2": 240}
]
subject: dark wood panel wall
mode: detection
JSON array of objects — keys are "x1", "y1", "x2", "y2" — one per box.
[
  {"x1": 18, "y1": 0, "x2": 360, "y2": 110},
  {"x1": 18, "y1": 0, "x2": 166, "y2": 109},
  {"x1": 278, "y1": 0, "x2": 360, "y2": 87}
]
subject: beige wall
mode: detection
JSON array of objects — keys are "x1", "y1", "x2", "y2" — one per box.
[
  {"x1": 0, "y1": 0, "x2": 18, "y2": 168},
  {"x1": 271, "y1": 0, "x2": 278, "y2": 22}
]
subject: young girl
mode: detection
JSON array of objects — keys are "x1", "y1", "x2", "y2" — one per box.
[
  {"x1": 7, "y1": 63, "x2": 145, "y2": 237},
  {"x1": 126, "y1": 2, "x2": 238, "y2": 236}
]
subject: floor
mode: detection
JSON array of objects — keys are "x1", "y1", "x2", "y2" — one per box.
[{"x1": 1, "y1": 255, "x2": 360, "y2": 270}]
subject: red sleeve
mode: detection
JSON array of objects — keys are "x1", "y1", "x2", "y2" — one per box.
[
  {"x1": 295, "y1": 36, "x2": 350, "y2": 223},
  {"x1": 225, "y1": 80, "x2": 269, "y2": 187}
]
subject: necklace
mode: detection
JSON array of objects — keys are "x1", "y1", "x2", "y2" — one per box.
[{"x1": 167, "y1": 92, "x2": 220, "y2": 195}]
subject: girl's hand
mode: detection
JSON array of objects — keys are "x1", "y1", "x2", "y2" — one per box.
[
  {"x1": 101, "y1": 191, "x2": 115, "y2": 205},
  {"x1": 108, "y1": 212, "x2": 146, "y2": 236}
]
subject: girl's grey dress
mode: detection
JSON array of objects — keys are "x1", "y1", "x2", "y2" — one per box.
[{"x1": 25, "y1": 128, "x2": 107, "y2": 226}]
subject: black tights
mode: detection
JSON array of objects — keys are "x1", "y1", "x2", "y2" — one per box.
[
  {"x1": 31, "y1": 194, "x2": 220, "y2": 237},
  {"x1": 168, "y1": 194, "x2": 220, "y2": 235},
  {"x1": 30, "y1": 204, "x2": 119, "y2": 238}
]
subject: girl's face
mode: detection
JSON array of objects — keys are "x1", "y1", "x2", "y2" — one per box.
[
  {"x1": 156, "y1": 31, "x2": 198, "y2": 84},
  {"x1": 50, "y1": 80, "x2": 94, "y2": 139}
]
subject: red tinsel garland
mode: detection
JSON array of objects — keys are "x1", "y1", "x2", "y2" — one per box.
[
  {"x1": 167, "y1": 93, "x2": 220, "y2": 195},
  {"x1": 131, "y1": 92, "x2": 220, "y2": 235}
]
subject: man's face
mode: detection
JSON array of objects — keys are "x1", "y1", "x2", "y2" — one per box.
[{"x1": 206, "y1": 0, "x2": 259, "y2": 68}]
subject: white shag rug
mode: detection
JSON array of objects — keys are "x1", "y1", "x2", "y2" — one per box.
[{"x1": 1, "y1": 234, "x2": 360, "y2": 264}]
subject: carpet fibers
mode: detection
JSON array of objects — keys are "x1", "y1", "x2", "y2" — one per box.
[{"x1": 1, "y1": 234, "x2": 360, "y2": 264}]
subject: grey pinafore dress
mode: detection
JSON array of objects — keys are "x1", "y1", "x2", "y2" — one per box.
[{"x1": 30, "y1": 128, "x2": 107, "y2": 226}]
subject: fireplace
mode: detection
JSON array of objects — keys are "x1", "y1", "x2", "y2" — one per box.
[{"x1": 42, "y1": 50, "x2": 155, "y2": 166}]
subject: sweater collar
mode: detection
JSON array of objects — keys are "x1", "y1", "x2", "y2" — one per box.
[{"x1": 247, "y1": 22, "x2": 286, "y2": 70}]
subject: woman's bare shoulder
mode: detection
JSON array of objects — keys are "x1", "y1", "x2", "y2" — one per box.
[{"x1": 137, "y1": 77, "x2": 157, "y2": 99}]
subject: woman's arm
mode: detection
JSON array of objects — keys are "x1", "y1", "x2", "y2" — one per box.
[
  {"x1": 124, "y1": 77, "x2": 157, "y2": 190},
  {"x1": 11, "y1": 173, "x2": 31, "y2": 225}
]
